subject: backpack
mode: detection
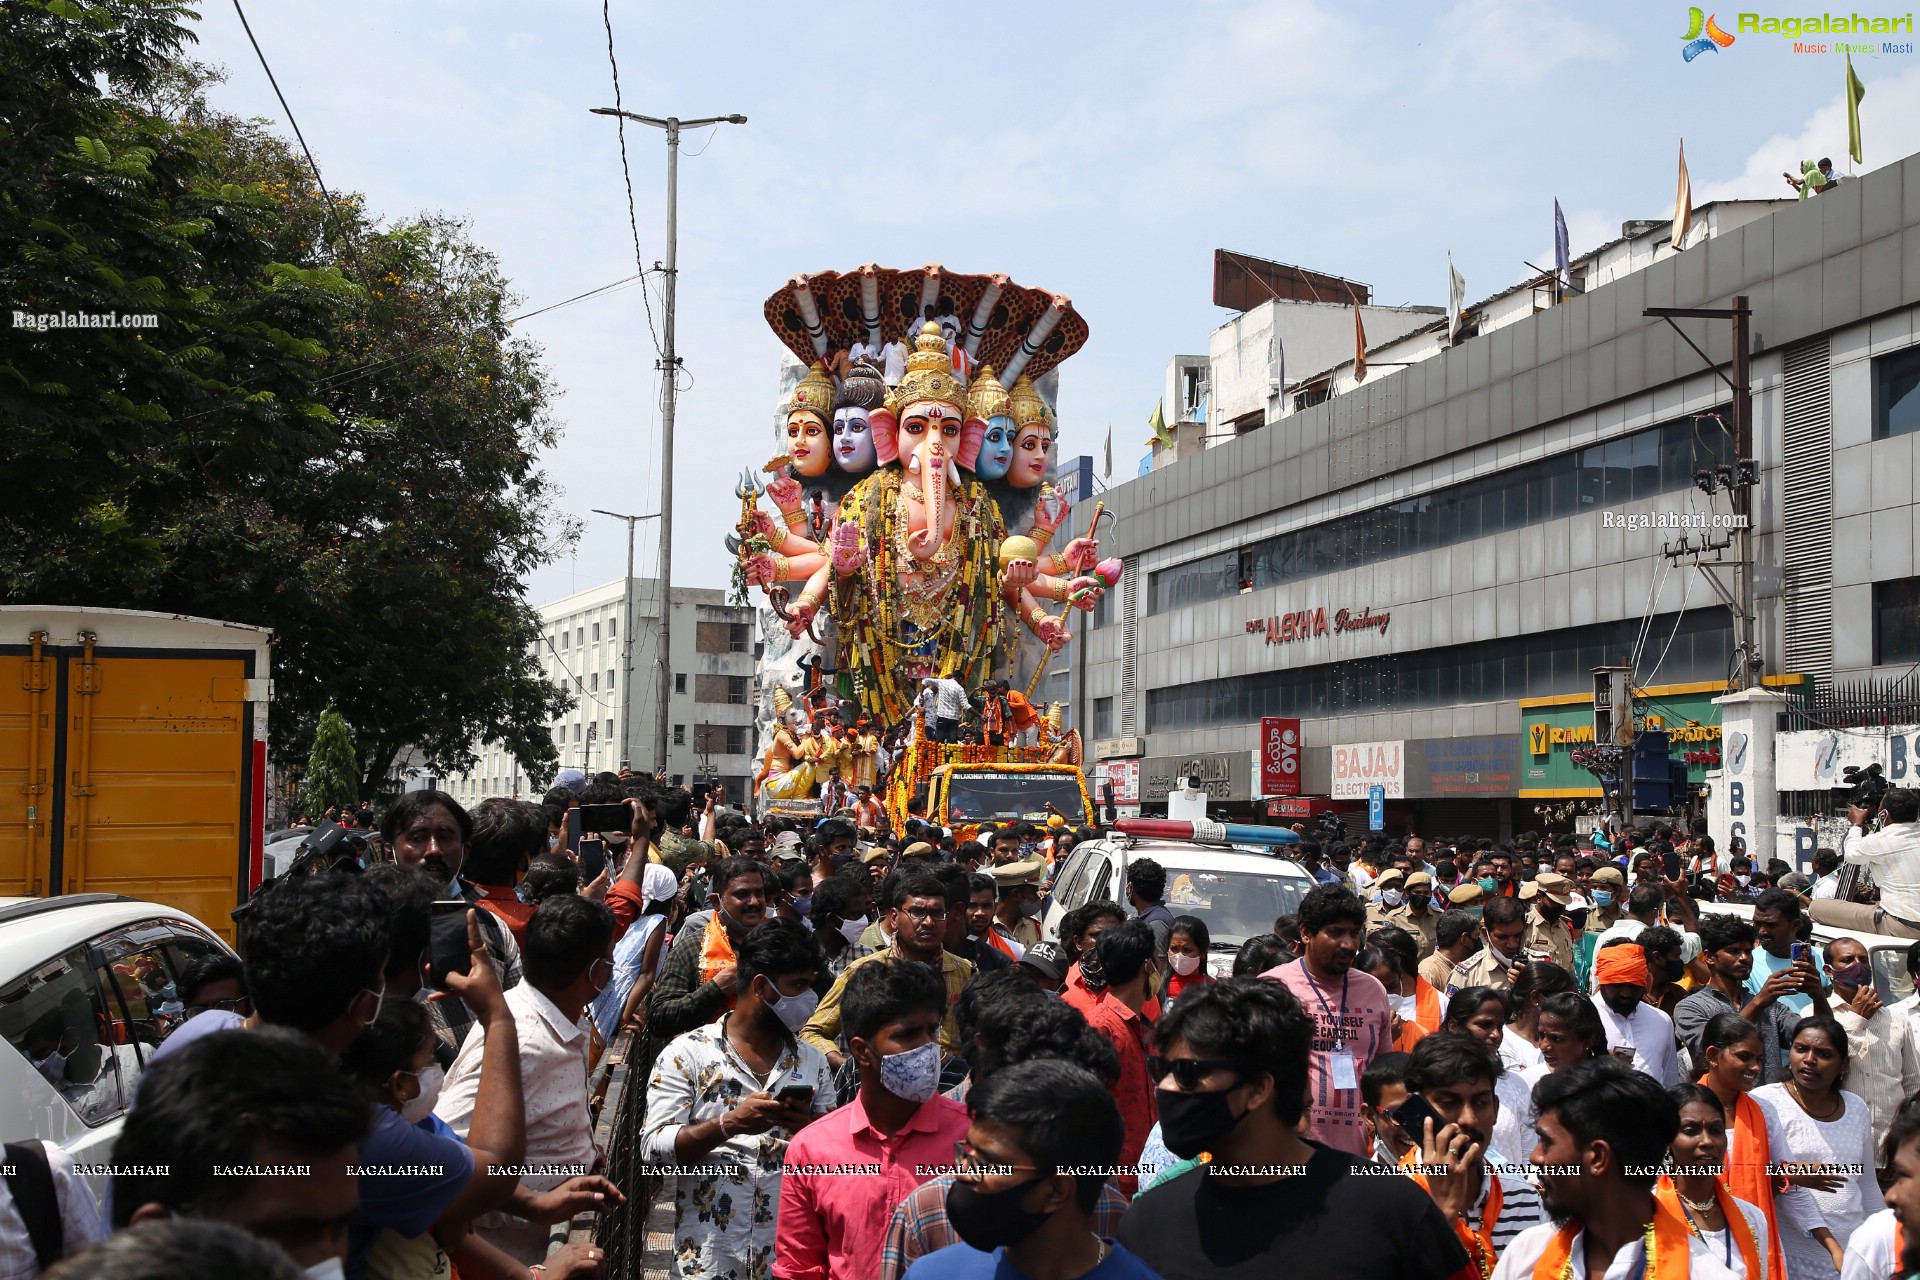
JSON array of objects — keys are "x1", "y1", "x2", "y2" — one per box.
[{"x1": 3, "y1": 1141, "x2": 62, "y2": 1271}]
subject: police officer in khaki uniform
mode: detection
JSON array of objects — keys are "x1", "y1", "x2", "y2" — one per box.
[
  {"x1": 1588, "y1": 864, "x2": 1627, "y2": 933},
  {"x1": 1446, "y1": 894, "x2": 1528, "y2": 994},
  {"x1": 1385, "y1": 870, "x2": 1439, "y2": 959},
  {"x1": 1365, "y1": 868, "x2": 1408, "y2": 931},
  {"x1": 1520, "y1": 871, "x2": 1576, "y2": 971}
]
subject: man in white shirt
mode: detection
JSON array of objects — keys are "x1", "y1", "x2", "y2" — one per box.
[
  {"x1": 0, "y1": 1139, "x2": 105, "y2": 1277},
  {"x1": 1812, "y1": 848, "x2": 1844, "y2": 901},
  {"x1": 1827, "y1": 936, "x2": 1920, "y2": 1169},
  {"x1": 1495, "y1": 1057, "x2": 1739, "y2": 1280},
  {"x1": 1813, "y1": 788, "x2": 1920, "y2": 938},
  {"x1": 1590, "y1": 939, "x2": 1680, "y2": 1087},
  {"x1": 438, "y1": 894, "x2": 615, "y2": 1263},
  {"x1": 930, "y1": 675, "x2": 968, "y2": 744}
]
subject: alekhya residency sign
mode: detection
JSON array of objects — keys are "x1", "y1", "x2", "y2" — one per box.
[{"x1": 1245, "y1": 606, "x2": 1391, "y2": 646}]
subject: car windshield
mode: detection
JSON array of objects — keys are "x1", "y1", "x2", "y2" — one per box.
[
  {"x1": 945, "y1": 771, "x2": 1086, "y2": 824},
  {"x1": 1161, "y1": 866, "x2": 1314, "y2": 950}
]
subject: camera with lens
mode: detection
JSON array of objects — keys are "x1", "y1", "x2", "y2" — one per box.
[
  {"x1": 1835, "y1": 762, "x2": 1890, "y2": 814},
  {"x1": 1313, "y1": 812, "x2": 1347, "y2": 841}
]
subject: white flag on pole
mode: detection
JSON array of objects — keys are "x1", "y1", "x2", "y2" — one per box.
[{"x1": 1447, "y1": 252, "x2": 1466, "y2": 344}]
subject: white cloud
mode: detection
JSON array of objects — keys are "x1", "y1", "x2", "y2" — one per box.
[
  {"x1": 1699, "y1": 59, "x2": 1920, "y2": 200},
  {"x1": 1424, "y1": 0, "x2": 1627, "y2": 88}
]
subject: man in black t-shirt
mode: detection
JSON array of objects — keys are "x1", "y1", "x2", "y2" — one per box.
[{"x1": 1117, "y1": 979, "x2": 1475, "y2": 1280}]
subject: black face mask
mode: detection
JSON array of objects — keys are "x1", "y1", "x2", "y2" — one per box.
[
  {"x1": 1158, "y1": 1085, "x2": 1244, "y2": 1159},
  {"x1": 945, "y1": 1176, "x2": 1051, "y2": 1252}
]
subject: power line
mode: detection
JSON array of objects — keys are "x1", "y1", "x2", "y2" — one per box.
[
  {"x1": 508, "y1": 272, "x2": 649, "y2": 326},
  {"x1": 599, "y1": 0, "x2": 662, "y2": 360},
  {"x1": 230, "y1": 0, "x2": 357, "y2": 273}
]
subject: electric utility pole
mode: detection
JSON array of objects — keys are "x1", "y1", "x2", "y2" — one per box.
[{"x1": 590, "y1": 107, "x2": 747, "y2": 777}]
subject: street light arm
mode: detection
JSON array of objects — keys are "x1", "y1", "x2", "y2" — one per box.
[
  {"x1": 591, "y1": 509, "x2": 661, "y2": 522},
  {"x1": 590, "y1": 108, "x2": 746, "y2": 131},
  {"x1": 590, "y1": 106, "x2": 671, "y2": 129}
]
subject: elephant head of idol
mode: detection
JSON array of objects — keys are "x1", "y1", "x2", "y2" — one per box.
[
  {"x1": 783, "y1": 362, "x2": 836, "y2": 479},
  {"x1": 886, "y1": 323, "x2": 968, "y2": 560}
]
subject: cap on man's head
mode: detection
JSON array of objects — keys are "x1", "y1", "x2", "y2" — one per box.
[
  {"x1": 1533, "y1": 871, "x2": 1575, "y2": 904},
  {"x1": 1591, "y1": 865, "x2": 1627, "y2": 887},
  {"x1": 989, "y1": 855, "x2": 1047, "y2": 887},
  {"x1": 1018, "y1": 940, "x2": 1069, "y2": 983},
  {"x1": 1405, "y1": 871, "x2": 1434, "y2": 891},
  {"x1": 900, "y1": 841, "x2": 935, "y2": 861},
  {"x1": 858, "y1": 843, "x2": 891, "y2": 865},
  {"x1": 1447, "y1": 883, "x2": 1486, "y2": 906},
  {"x1": 553, "y1": 768, "x2": 587, "y2": 796},
  {"x1": 1374, "y1": 868, "x2": 1406, "y2": 890}
]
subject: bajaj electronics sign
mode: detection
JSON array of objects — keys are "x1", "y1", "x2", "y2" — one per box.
[
  {"x1": 1331, "y1": 740, "x2": 1405, "y2": 799},
  {"x1": 1260, "y1": 717, "x2": 1302, "y2": 796},
  {"x1": 1141, "y1": 751, "x2": 1249, "y2": 803}
]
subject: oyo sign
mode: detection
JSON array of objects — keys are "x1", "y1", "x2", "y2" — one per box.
[
  {"x1": 1331, "y1": 740, "x2": 1405, "y2": 799},
  {"x1": 1260, "y1": 717, "x2": 1302, "y2": 796}
]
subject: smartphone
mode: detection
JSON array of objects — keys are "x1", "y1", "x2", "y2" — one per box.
[
  {"x1": 1662, "y1": 852, "x2": 1682, "y2": 879},
  {"x1": 1790, "y1": 941, "x2": 1811, "y2": 964},
  {"x1": 565, "y1": 807, "x2": 584, "y2": 854},
  {"x1": 579, "y1": 837, "x2": 608, "y2": 882},
  {"x1": 690, "y1": 782, "x2": 711, "y2": 808},
  {"x1": 1610, "y1": 1044, "x2": 1637, "y2": 1062},
  {"x1": 776, "y1": 1083, "x2": 815, "y2": 1107},
  {"x1": 1391, "y1": 1092, "x2": 1446, "y2": 1143},
  {"x1": 578, "y1": 802, "x2": 631, "y2": 834},
  {"x1": 427, "y1": 901, "x2": 475, "y2": 988}
]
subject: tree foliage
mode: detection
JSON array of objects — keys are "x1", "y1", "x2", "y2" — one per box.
[
  {"x1": 0, "y1": 0, "x2": 575, "y2": 795},
  {"x1": 301, "y1": 706, "x2": 358, "y2": 817}
]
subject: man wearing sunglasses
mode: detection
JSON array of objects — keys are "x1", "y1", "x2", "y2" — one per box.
[{"x1": 1118, "y1": 979, "x2": 1474, "y2": 1280}]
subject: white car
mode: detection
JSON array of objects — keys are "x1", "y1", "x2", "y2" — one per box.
[
  {"x1": 0, "y1": 895, "x2": 237, "y2": 1193},
  {"x1": 1042, "y1": 836, "x2": 1317, "y2": 978}
]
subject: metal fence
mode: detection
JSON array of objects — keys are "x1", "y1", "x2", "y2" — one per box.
[
  {"x1": 1780, "y1": 672, "x2": 1920, "y2": 731},
  {"x1": 562, "y1": 1028, "x2": 667, "y2": 1277}
]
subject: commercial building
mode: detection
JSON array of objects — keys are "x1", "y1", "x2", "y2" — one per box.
[
  {"x1": 443, "y1": 580, "x2": 759, "y2": 802},
  {"x1": 1080, "y1": 158, "x2": 1920, "y2": 844}
]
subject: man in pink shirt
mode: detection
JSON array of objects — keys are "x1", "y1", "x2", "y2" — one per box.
[
  {"x1": 776, "y1": 958, "x2": 970, "y2": 1280},
  {"x1": 1262, "y1": 883, "x2": 1392, "y2": 1157}
]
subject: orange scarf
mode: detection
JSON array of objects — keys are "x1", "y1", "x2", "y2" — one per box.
[
  {"x1": 1723, "y1": 1090, "x2": 1788, "y2": 1280},
  {"x1": 700, "y1": 913, "x2": 738, "y2": 1011},
  {"x1": 1529, "y1": 1196, "x2": 1694, "y2": 1280},
  {"x1": 1656, "y1": 1176, "x2": 1760, "y2": 1280},
  {"x1": 1401, "y1": 1149, "x2": 1503, "y2": 1279},
  {"x1": 1413, "y1": 977, "x2": 1443, "y2": 1033}
]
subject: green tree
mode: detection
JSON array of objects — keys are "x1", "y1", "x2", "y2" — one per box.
[
  {"x1": 302, "y1": 705, "x2": 358, "y2": 817},
  {"x1": 0, "y1": 0, "x2": 574, "y2": 794}
]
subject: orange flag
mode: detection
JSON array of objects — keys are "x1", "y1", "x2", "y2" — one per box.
[{"x1": 1353, "y1": 300, "x2": 1368, "y2": 383}]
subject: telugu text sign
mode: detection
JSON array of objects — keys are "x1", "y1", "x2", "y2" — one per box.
[{"x1": 1260, "y1": 717, "x2": 1302, "y2": 796}]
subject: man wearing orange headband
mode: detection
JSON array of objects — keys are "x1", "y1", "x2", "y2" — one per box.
[{"x1": 1589, "y1": 941, "x2": 1679, "y2": 1086}]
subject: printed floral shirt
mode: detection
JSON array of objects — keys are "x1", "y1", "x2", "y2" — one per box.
[{"x1": 642, "y1": 1015, "x2": 837, "y2": 1280}]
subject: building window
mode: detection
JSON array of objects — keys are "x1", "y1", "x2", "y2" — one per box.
[
  {"x1": 675, "y1": 673, "x2": 687, "y2": 694},
  {"x1": 1874, "y1": 346, "x2": 1920, "y2": 439},
  {"x1": 727, "y1": 726, "x2": 749, "y2": 755},
  {"x1": 608, "y1": 616, "x2": 616, "y2": 638},
  {"x1": 576, "y1": 626, "x2": 585, "y2": 647},
  {"x1": 592, "y1": 622, "x2": 601, "y2": 643},
  {"x1": 606, "y1": 718, "x2": 614, "y2": 740},
  {"x1": 1147, "y1": 408, "x2": 1732, "y2": 614},
  {"x1": 1145, "y1": 608, "x2": 1733, "y2": 731},
  {"x1": 573, "y1": 724, "x2": 582, "y2": 743},
  {"x1": 674, "y1": 724, "x2": 686, "y2": 745},
  {"x1": 607, "y1": 669, "x2": 616, "y2": 690},
  {"x1": 589, "y1": 673, "x2": 599, "y2": 692},
  {"x1": 554, "y1": 727, "x2": 564, "y2": 746},
  {"x1": 727, "y1": 675, "x2": 749, "y2": 705},
  {"x1": 1876, "y1": 577, "x2": 1920, "y2": 665},
  {"x1": 558, "y1": 630, "x2": 568, "y2": 651},
  {"x1": 729, "y1": 622, "x2": 752, "y2": 653},
  {"x1": 1094, "y1": 697, "x2": 1115, "y2": 738}
]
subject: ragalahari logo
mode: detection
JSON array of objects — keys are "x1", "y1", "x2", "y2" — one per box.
[{"x1": 1682, "y1": 8, "x2": 1737, "y2": 58}]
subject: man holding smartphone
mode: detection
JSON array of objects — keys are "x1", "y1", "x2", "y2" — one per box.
[{"x1": 643, "y1": 919, "x2": 833, "y2": 1280}]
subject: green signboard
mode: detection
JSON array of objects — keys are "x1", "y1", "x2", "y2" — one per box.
[{"x1": 1518, "y1": 685, "x2": 1727, "y2": 797}]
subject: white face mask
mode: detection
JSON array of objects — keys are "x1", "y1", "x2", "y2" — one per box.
[
  {"x1": 839, "y1": 915, "x2": 870, "y2": 944},
  {"x1": 878, "y1": 1040, "x2": 941, "y2": 1104},
  {"x1": 768, "y1": 987, "x2": 821, "y2": 1032},
  {"x1": 1169, "y1": 953, "x2": 1202, "y2": 977},
  {"x1": 400, "y1": 1063, "x2": 445, "y2": 1124},
  {"x1": 305, "y1": 1258, "x2": 346, "y2": 1280},
  {"x1": 1380, "y1": 890, "x2": 1405, "y2": 908}
]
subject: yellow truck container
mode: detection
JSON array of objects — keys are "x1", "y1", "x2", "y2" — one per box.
[{"x1": 0, "y1": 607, "x2": 271, "y2": 941}]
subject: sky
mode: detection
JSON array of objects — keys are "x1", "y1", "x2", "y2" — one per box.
[{"x1": 180, "y1": 0, "x2": 1920, "y2": 604}]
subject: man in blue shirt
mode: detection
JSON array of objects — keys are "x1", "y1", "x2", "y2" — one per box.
[{"x1": 905, "y1": 1059, "x2": 1161, "y2": 1280}]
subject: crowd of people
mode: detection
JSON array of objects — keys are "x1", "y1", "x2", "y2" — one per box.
[{"x1": 11, "y1": 780, "x2": 1920, "y2": 1280}]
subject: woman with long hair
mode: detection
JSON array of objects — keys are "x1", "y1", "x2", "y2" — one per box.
[
  {"x1": 1516, "y1": 991, "x2": 1608, "y2": 1090},
  {"x1": 1696, "y1": 1013, "x2": 1839, "y2": 1280},
  {"x1": 1751, "y1": 1016, "x2": 1881, "y2": 1279},
  {"x1": 1659, "y1": 1083, "x2": 1772, "y2": 1279},
  {"x1": 1502, "y1": 960, "x2": 1576, "y2": 1073},
  {"x1": 1442, "y1": 985, "x2": 1533, "y2": 1166}
]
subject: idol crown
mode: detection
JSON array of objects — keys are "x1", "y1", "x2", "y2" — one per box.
[
  {"x1": 788, "y1": 361, "x2": 836, "y2": 422},
  {"x1": 889, "y1": 322, "x2": 967, "y2": 414}
]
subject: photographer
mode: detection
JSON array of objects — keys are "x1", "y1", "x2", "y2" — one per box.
[{"x1": 1812, "y1": 787, "x2": 1920, "y2": 938}]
